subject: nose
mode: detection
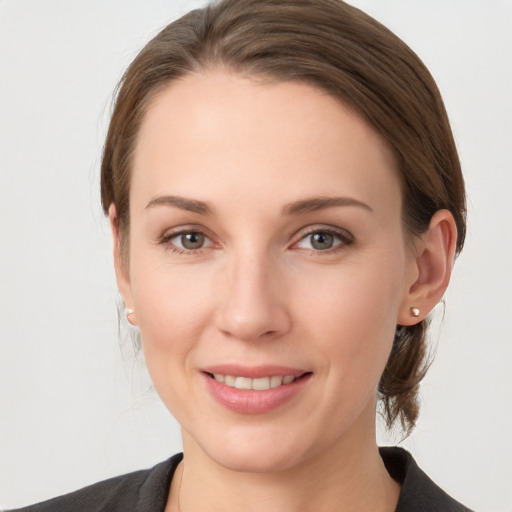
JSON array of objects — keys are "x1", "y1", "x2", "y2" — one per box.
[{"x1": 214, "y1": 252, "x2": 292, "y2": 342}]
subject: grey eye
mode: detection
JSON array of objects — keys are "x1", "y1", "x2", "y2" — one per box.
[
  {"x1": 310, "y1": 232, "x2": 335, "y2": 250},
  {"x1": 179, "y1": 232, "x2": 205, "y2": 250},
  {"x1": 296, "y1": 230, "x2": 348, "y2": 252}
]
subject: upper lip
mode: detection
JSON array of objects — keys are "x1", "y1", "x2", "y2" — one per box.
[{"x1": 201, "y1": 364, "x2": 309, "y2": 379}]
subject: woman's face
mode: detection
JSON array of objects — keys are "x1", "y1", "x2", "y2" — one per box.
[{"x1": 116, "y1": 71, "x2": 418, "y2": 473}]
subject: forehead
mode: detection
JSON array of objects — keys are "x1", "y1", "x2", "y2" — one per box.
[{"x1": 131, "y1": 71, "x2": 400, "y2": 216}]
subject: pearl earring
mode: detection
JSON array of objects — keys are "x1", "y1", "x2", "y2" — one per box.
[{"x1": 410, "y1": 307, "x2": 420, "y2": 317}]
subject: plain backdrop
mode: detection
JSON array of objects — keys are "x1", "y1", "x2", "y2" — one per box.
[{"x1": 1, "y1": 1, "x2": 511, "y2": 510}]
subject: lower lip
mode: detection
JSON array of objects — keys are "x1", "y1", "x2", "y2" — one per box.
[{"x1": 203, "y1": 373, "x2": 312, "y2": 414}]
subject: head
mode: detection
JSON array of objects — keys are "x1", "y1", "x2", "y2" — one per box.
[{"x1": 101, "y1": 0, "x2": 465, "y2": 450}]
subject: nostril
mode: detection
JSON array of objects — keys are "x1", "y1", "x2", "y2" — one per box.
[{"x1": 214, "y1": 298, "x2": 292, "y2": 342}]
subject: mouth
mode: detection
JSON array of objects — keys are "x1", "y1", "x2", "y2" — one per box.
[
  {"x1": 202, "y1": 367, "x2": 313, "y2": 414},
  {"x1": 205, "y1": 372, "x2": 308, "y2": 390}
]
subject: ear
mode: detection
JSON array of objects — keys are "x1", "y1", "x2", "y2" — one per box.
[
  {"x1": 398, "y1": 209, "x2": 458, "y2": 326},
  {"x1": 109, "y1": 204, "x2": 137, "y2": 326}
]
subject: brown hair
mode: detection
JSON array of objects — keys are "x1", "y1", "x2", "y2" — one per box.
[{"x1": 101, "y1": 0, "x2": 466, "y2": 433}]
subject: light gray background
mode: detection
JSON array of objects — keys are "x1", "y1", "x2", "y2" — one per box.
[{"x1": 1, "y1": 1, "x2": 511, "y2": 510}]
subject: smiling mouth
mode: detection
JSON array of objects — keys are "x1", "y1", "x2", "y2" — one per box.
[{"x1": 206, "y1": 373, "x2": 310, "y2": 391}]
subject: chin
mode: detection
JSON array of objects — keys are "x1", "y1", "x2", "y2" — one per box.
[
  {"x1": 189, "y1": 421, "x2": 323, "y2": 475},
  {"x1": 209, "y1": 444, "x2": 303, "y2": 474}
]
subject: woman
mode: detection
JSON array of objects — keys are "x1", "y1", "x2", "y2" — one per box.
[{"x1": 7, "y1": 0, "x2": 474, "y2": 510}]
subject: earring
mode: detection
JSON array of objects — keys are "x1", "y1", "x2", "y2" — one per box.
[
  {"x1": 410, "y1": 307, "x2": 420, "y2": 317},
  {"x1": 125, "y1": 308, "x2": 137, "y2": 327}
]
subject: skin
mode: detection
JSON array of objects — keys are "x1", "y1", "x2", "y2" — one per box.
[{"x1": 112, "y1": 71, "x2": 457, "y2": 512}]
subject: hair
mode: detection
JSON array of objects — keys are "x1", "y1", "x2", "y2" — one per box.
[{"x1": 101, "y1": 0, "x2": 466, "y2": 434}]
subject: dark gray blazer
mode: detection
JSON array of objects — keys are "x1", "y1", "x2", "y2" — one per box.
[{"x1": 8, "y1": 447, "x2": 473, "y2": 511}]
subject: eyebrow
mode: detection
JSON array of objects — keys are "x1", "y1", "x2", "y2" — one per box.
[
  {"x1": 283, "y1": 196, "x2": 373, "y2": 215},
  {"x1": 145, "y1": 195, "x2": 213, "y2": 215},
  {"x1": 144, "y1": 194, "x2": 372, "y2": 216}
]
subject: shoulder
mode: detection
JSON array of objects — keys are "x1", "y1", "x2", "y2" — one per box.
[
  {"x1": 7, "y1": 453, "x2": 183, "y2": 512},
  {"x1": 379, "y1": 447, "x2": 474, "y2": 512}
]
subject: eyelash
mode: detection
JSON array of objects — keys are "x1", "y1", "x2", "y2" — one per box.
[
  {"x1": 158, "y1": 226, "x2": 354, "y2": 255},
  {"x1": 293, "y1": 227, "x2": 354, "y2": 255},
  {"x1": 159, "y1": 229, "x2": 213, "y2": 255}
]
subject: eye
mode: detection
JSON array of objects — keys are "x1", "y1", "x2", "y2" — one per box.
[
  {"x1": 165, "y1": 230, "x2": 212, "y2": 252},
  {"x1": 295, "y1": 228, "x2": 352, "y2": 252}
]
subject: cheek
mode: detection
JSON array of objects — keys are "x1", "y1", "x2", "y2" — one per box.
[
  {"x1": 128, "y1": 263, "x2": 212, "y2": 418},
  {"x1": 129, "y1": 256, "x2": 215, "y2": 366},
  {"x1": 295, "y1": 255, "x2": 405, "y2": 377}
]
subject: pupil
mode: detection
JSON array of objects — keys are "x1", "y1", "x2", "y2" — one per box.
[
  {"x1": 311, "y1": 232, "x2": 333, "y2": 250},
  {"x1": 182, "y1": 232, "x2": 204, "y2": 249}
]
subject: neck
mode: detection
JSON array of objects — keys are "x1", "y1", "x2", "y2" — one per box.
[{"x1": 168, "y1": 409, "x2": 400, "y2": 512}]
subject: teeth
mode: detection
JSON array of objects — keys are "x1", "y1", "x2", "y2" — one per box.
[
  {"x1": 212, "y1": 374, "x2": 297, "y2": 390},
  {"x1": 235, "y1": 377, "x2": 252, "y2": 390},
  {"x1": 252, "y1": 377, "x2": 270, "y2": 390},
  {"x1": 270, "y1": 376, "x2": 283, "y2": 388}
]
